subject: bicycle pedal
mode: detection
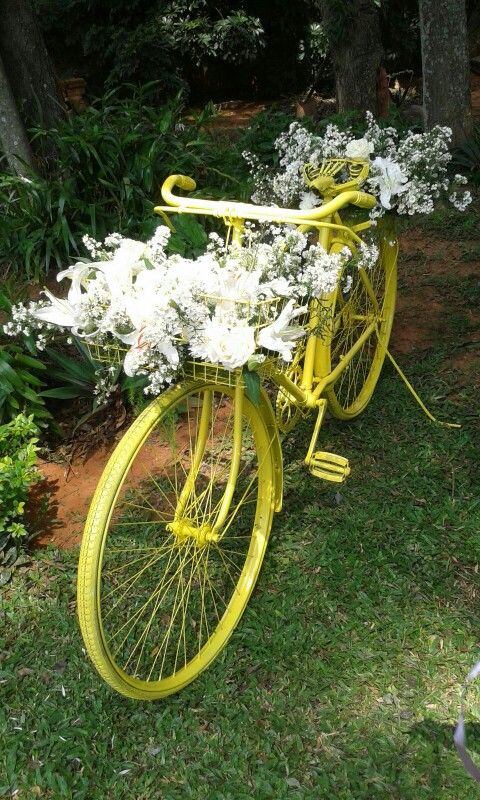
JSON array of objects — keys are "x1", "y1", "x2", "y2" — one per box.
[{"x1": 308, "y1": 451, "x2": 351, "y2": 483}]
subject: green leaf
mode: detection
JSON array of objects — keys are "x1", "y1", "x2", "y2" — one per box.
[
  {"x1": 13, "y1": 353, "x2": 47, "y2": 371},
  {"x1": 15, "y1": 369, "x2": 45, "y2": 388},
  {"x1": 167, "y1": 214, "x2": 208, "y2": 258},
  {"x1": 39, "y1": 386, "x2": 83, "y2": 399},
  {"x1": 45, "y1": 348, "x2": 95, "y2": 382},
  {"x1": 18, "y1": 386, "x2": 43, "y2": 403},
  {"x1": 243, "y1": 368, "x2": 261, "y2": 407},
  {"x1": 0, "y1": 359, "x2": 22, "y2": 389}
]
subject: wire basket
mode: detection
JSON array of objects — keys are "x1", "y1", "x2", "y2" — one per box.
[
  {"x1": 84, "y1": 296, "x2": 311, "y2": 380},
  {"x1": 86, "y1": 339, "x2": 129, "y2": 365},
  {"x1": 182, "y1": 360, "x2": 243, "y2": 387}
]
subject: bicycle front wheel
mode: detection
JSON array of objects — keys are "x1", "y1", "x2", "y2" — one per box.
[
  {"x1": 324, "y1": 223, "x2": 397, "y2": 419},
  {"x1": 77, "y1": 379, "x2": 276, "y2": 700}
]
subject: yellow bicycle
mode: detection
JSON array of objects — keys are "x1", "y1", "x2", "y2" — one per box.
[{"x1": 77, "y1": 159, "x2": 397, "y2": 699}]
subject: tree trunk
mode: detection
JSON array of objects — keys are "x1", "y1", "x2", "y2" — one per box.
[
  {"x1": 468, "y1": 2, "x2": 480, "y2": 58},
  {"x1": 0, "y1": 51, "x2": 36, "y2": 174},
  {"x1": 0, "y1": 0, "x2": 64, "y2": 129},
  {"x1": 419, "y1": 0, "x2": 472, "y2": 146},
  {"x1": 321, "y1": 0, "x2": 383, "y2": 114}
]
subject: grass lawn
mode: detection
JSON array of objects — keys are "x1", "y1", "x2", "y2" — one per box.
[{"x1": 2, "y1": 219, "x2": 480, "y2": 799}]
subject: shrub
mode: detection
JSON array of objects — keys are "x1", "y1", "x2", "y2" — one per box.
[
  {"x1": 0, "y1": 85, "x2": 249, "y2": 279},
  {"x1": 40, "y1": 338, "x2": 148, "y2": 432},
  {"x1": 452, "y1": 125, "x2": 480, "y2": 186},
  {"x1": 0, "y1": 414, "x2": 41, "y2": 582},
  {"x1": 0, "y1": 293, "x2": 54, "y2": 427}
]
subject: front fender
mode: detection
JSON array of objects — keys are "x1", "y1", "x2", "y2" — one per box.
[{"x1": 258, "y1": 387, "x2": 283, "y2": 512}]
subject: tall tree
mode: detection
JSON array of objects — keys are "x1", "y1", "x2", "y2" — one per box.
[
  {"x1": 320, "y1": 0, "x2": 382, "y2": 113},
  {"x1": 419, "y1": 0, "x2": 472, "y2": 145},
  {"x1": 0, "y1": 51, "x2": 36, "y2": 174},
  {"x1": 0, "y1": 0, "x2": 64, "y2": 129},
  {"x1": 467, "y1": 0, "x2": 480, "y2": 58}
]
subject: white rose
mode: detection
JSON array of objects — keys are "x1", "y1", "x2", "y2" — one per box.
[
  {"x1": 191, "y1": 314, "x2": 256, "y2": 371},
  {"x1": 345, "y1": 138, "x2": 374, "y2": 160}
]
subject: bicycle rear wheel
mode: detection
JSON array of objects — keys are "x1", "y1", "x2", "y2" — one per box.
[
  {"x1": 324, "y1": 225, "x2": 397, "y2": 419},
  {"x1": 77, "y1": 379, "x2": 276, "y2": 700}
]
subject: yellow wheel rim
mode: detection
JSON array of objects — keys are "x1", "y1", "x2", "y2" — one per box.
[
  {"x1": 77, "y1": 380, "x2": 275, "y2": 700},
  {"x1": 324, "y1": 229, "x2": 397, "y2": 419}
]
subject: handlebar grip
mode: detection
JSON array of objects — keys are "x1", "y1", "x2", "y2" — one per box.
[
  {"x1": 176, "y1": 175, "x2": 196, "y2": 192},
  {"x1": 351, "y1": 191, "x2": 377, "y2": 210},
  {"x1": 161, "y1": 174, "x2": 197, "y2": 207}
]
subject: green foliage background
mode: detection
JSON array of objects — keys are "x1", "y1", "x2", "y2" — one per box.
[{"x1": 0, "y1": 414, "x2": 40, "y2": 574}]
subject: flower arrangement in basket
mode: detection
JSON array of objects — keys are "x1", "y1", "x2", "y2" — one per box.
[
  {"x1": 244, "y1": 112, "x2": 472, "y2": 215},
  {"x1": 4, "y1": 224, "x2": 378, "y2": 396}
]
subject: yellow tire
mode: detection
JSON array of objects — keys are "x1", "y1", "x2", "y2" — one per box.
[
  {"x1": 323, "y1": 223, "x2": 397, "y2": 419},
  {"x1": 77, "y1": 379, "x2": 276, "y2": 700}
]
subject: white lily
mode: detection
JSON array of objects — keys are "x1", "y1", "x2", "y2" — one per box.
[
  {"x1": 257, "y1": 299, "x2": 306, "y2": 361},
  {"x1": 371, "y1": 156, "x2": 408, "y2": 209},
  {"x1": 121, "y1": 275, "x2": 171, "y2": 338},
  {"x1": 259, "y1": 276, "x2": 292, "y2": 297},
  {"x1": 32, "y1": 289, "x2": 79, "y2": 328},
  {"x1": 56, "y1": 262, "x2": 93, "y2": 306},
  {"x1": 90, "y1": 238, "x2": 148, "y2": 299}
]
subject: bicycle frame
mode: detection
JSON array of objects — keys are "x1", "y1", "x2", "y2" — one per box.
[
  {"x1": 155, "y1": 178, "x2": 378, "y2": 411},
  {"x1": 155, "y1": 174, "x2": 380, "y2": 529}
]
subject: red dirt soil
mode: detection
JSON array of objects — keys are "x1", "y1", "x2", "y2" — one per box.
[
  {"x1": 392, "y1": 232, "x2": 480, "y2": 355},
  {"x1": 33, "y1": 401, "x2": 233, "y2": 549}
]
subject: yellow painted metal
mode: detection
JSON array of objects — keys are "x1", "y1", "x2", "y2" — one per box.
[
  {"x1": 156, "y1": 173, "x2": 376, "y2": 226},
  {"x1": 212, "y1": 374, "x2": 245, "y2": 533},
  {"x1": 321, "y1": 217, "x2": 398, "y2": 418},
  {"x1": 77, "y1": 379, "x2": 277, "y2": 700},
  {"x1": 304, "y1": 400, "x2": 327, "y2": 466},
  {"x1": 308, "y1": 451, "x2": 351, "y2": 482},
  {"x1": 78, "y1": 160, "x2": 405, "y2": 699},
  {"x1": 173, "y1": 388, "x2": 212, "y2": 521}
]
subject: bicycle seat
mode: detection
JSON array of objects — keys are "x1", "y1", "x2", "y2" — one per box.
[{"x1": 303, "y1": 159, "x2": 370, "y2": 197}]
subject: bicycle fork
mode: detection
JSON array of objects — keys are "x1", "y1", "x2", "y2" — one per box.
[{"x1": 167, "y1": 376, "x2": 245, "y2": 546}]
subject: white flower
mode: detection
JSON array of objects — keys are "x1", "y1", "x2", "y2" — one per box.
[
  {"x1": 32, "y1": 290, "x2": 79, "y2": 327},
  {"x1": 94, "y1": 238, "x2": 148, "y2": 298},
  {"x1": 56, "y1": 262, "x2": 93, "y2": 305},
  {"x1": 370, "y1": 156, "x2": 408, "y2": 209},
  {"x1": 190, "y1": 312, "x2": 256, "y2": 371},
  {"x1": 345, "y1": 138, "x2": 374, "y2": 160},
  {"x1": 299, "y1": 191, "x2": 319, "y2": 211},
  {"x1": 449, "y1": 190, "x2": 472, "y2": 212},
  {"x1": 257, "y1": 300, "x2": 306, "y2": 361},
  {"x1": 259, "y1": 276, "x2": 293, "y2": 297},
  {"x1": 123, "y1": 335, "x2": 179, "y2": 377}
]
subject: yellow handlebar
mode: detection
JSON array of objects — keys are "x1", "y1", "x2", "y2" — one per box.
[
  {"x1": 173, "y1": 175, "x2": 197, "y2": 192},
  {"x1": 156, "y1": 174, "x2": 376, "y2": 225}
]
